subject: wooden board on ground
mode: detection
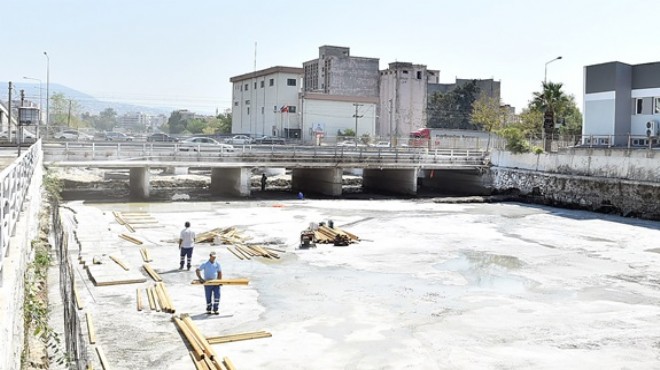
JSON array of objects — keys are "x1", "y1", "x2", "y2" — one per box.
[
  {"x1": 87, "y1": 264, "x2": 147, "y2": 286},
  {"x1": 206, "y1": 331, "x2": 272, "y2": 344}
]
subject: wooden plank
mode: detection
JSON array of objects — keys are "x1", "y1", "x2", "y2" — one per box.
[
  {"x1": 189, "y1": 351, "x2": 206, "y2": 370},
  {"x1": 191, "y1": 278, "x2": 249, "y2": 286},
  {"x1": 223, "y1": 356, "x2": 237, "y2": 370},
  {"x1": 264, "y1": 246, "x2": 286, "y2": 253},
  {"x1": 143, "y1": 264, "x2": 163, "y2": 282},
  {"x1": 153, "y1": 283, "x2": 168, "y2": 312},
  {"x1": 144, "y1": 248, "x2": 151, "y2": 262},
  {"x1": 146, "y1": 286, "x2": 156, "y2": 311},
  {"x1": 95, "y1": 347, "x2": 110, "y2": 370},
  {"x1": 74, "y1": 285, "x2": 84, "y2": 310},
  {"x1": 182, "y1": 315, "x2": 216, "y2": 360},
  {"x1": 92, "y1": 256, "x2": 102, "y2": 265},
  {"x1": 234, "y1": 245, "x2": 253, "y2": 259},
  {"x1": 109, "y1": 255, "x2": 129, "y2": 271},
  {"x1": 174, "y1": 317, "x2": 205, "y2": 360},
  {"x1": 136, "y1": 288, "x2": 143, "y2": 311},
  {"x1": 206, "y1": 331, "x2": 272, "y2": 344},
  {"x1": 112, "y1": 211, "x2": 125, "y2": 225},
  {"x1": 86, "y1": 312, "x2": 96, "y2": 344},
  {"x1": 119, "y1": 233, "x2": 142, "y2": 245},
  {"x1": 92, "y1": 277, "x2": 147, "y2": 286},
  {"x1": 226, "y1": 247, "x2": 243, "y2": 260}
]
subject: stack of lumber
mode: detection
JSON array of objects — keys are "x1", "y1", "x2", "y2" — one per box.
[
  {"x1": 196, "y1": 227, "x2": 246, "y2": 244},
  {"x1": 113, "y1": 211, "x2": 161, "y2": 232},
  {"x1": 313, "y1": 225, "x2": 359, "y2": 244},
  {"x1": 152, "y1": 282, "x2": 176, "y2": 313},
  {"x1": 173, "y1": 314, "x2": 236, "y2": 370},
  {"x1": 227, "y1": 245, "x2": 283, "y2": 260},
  {"x1": 139, "y1": 247, "x2": 152, "y2": 262}
]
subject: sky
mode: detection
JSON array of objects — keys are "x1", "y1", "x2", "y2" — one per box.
[{"x1": 3, "y1": 0, "x2": 660, "y2": 115}]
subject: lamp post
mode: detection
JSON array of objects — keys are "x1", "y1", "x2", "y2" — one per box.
[
  {"x1": 544, "y1": 56, "x2": 562, "y2": 83},
  {"x1": 43, "y1": 51, "x2": 50, "y2": 138},
  {"x1": 22, "y1": 76, "x2": 42, "y2": 139}
]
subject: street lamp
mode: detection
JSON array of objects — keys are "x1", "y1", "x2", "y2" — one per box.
[
  {"x1": 43, "y1": 51, "x2": 50, "y2": 137},
  {"x1": 544, "y1": 56, "x2": 562, "y2": 83},
  {"x1": 22, "y1": 76, "x2": 42, "y2": 139}
]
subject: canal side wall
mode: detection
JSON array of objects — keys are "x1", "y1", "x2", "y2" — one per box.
[{"x1": 489, "y1": 148, "x2": 660, "y2": 220}]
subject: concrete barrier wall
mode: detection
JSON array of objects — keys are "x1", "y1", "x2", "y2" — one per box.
[
  {"x1": 0, "y1": 148, "x2": 44, "y2": 370},
  {"x1": 489, "y1": 148, "x2": 660, "y2": 220},
  {"x1": 490, "y1": 148, "x2": 660, "y2": 182}
]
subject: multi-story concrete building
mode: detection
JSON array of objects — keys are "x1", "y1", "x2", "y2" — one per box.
[
  {"x1": 428, "y1": 78, "x2": 501, "y2": 100},
  {"x1": 230, "y1": 66, "x2": 303, "y2": 138},
  {"x1": 302, "y1": 46, "x2": 379, "y2": 142},
  {"x1": 584, "y1": 61, "x2": 660, "y2": 147},
  {"x1": 119, "y1": 111, "x2": 149, "y2": 129},
  {"x1": 378, "y1": 62, "x2": 439, "y2": 138}
]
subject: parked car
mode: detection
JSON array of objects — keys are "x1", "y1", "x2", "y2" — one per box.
[
  {"x1": 337, "y1": 139, "x2": 366, "y2": 147},
  {"x1": 224, "y1": 135, "x2": 254, "y2": 145},
  {"x1": 179, "y1": 137, "x2": 234, "y2": 152},
  {"x1": 254, "y1": 136, "x2": 286, "y2": 145},
  {"x1": 370, "y1": 141, "x2": 391, "y2": 148},
  {"x1": 55, "y1": 129, "x2": 93, "y2": 140},
  {"x1": 0, "y1": 129, "x2": 36, "y2": 142},
  {"x1": 147, "y1": 133, "x2": 179, "y2": 142},
  {"x1": 105, "y1": 132, "x2": 135, "y2": 141}
]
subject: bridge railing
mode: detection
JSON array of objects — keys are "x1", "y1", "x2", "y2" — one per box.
[
  {"x1": 43, "y1": 142, "x2": 487, "y2": 166},
  {"x1": 0, "y1": 140, "x2": 42, "y2": 276}
]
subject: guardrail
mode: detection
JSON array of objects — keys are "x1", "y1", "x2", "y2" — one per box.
[
  {"x1": 43, "y1": 142, "x2": 487, "y2": 167},
  {"x1": 0, "y1": 140, "x2": 42, "y2": 275}
]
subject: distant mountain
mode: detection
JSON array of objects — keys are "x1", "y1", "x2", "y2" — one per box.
[{"x1": 2, "y1": 82, "x2": 174, "y2": 116}]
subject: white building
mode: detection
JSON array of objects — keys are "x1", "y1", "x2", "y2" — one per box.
[
  {"x1": 379, "y1": 62, "x2": 439, "y2": 139},
  {"x1": 230, "y1": 66, "x2": 303, "y2": 138}
]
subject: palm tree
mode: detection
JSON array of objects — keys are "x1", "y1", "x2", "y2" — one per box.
[
  {"x1": 531, "y1": 82, "x2": 569, "y2": 123},
  {"x1": 531, "y1": 82, "x2": 569, "y2": 151}
]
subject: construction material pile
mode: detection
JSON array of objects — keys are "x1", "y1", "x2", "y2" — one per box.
[
  {"x1": 314, "y1": 225, "x2": 359, "y2": 245},
  {"x1": 195, "y1": 227, "x2": 246, "y2": 244}
]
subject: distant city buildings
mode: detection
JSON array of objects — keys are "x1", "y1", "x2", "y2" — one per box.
[{"x1": 228, "y1": 44, "x2": 504, "y2": 142}]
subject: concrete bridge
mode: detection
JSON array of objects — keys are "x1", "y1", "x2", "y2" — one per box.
[{"x1": 43, "y1": 142, "x2": 489, "y2": 198}]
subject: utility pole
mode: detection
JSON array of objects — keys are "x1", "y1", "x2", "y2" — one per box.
[
  {"x1": 353, "y1": 103, "x2": 363, "y2": 146},
  {"x1": 67, "y1": 99, "x2": 72, "y2": 129},
  {"x1": 7, "y1": 82, "x2": 12, "y2": 143},
  {"x1": 18, "y1": 89, "x2": 24, "y2": 156}
]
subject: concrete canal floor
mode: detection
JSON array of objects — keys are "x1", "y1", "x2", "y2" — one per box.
[{"x1": 62, "y1": 199, "x2": 660, "y2": 369}]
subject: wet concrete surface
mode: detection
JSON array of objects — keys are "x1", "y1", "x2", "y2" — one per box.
[{"x1": 63, "y1": 198, "x2": 660, "y2": 369}]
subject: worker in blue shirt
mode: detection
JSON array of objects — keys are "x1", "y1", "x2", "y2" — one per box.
[{"x1": 195, "y1": 251, "x2": 222, "y2": 314}]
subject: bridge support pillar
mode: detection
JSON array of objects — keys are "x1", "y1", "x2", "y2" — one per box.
[
  {"x1": 211, "y1": 168, "x2": 251, "y2": 197},
  {"x1": 129, "y1": 167, "x2": 150, "y2": 199},
  {"x1": 363, "y1": 168, "x2": 418, "y2": 195},
  {"x1": 291, "y1": 168, "x2": 342, "y2": 196}
]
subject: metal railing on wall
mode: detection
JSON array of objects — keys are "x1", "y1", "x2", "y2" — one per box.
[{"x1": 0, "y1": 140, "x2": 42, "y2": 275}]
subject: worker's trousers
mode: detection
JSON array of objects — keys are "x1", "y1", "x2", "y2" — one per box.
[
  {"x1": 204, "y1": 285, "x2": 221, "y2": 312},
  {"x1": 180, "y1": 247, "x2": 193, "y2": 269}
]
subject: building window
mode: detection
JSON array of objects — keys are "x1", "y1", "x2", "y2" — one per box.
[
  {"x1": 288, "y1": 106, "x2": 296, "y2": 113},
  {"x1": 261, "y1": 107, "x2": 264, "y2": 114},
  {"x1": 254, "y1": 82, "x2": 257, "y2": 89},
  {"x1": 273, "y1": 105, "x2": 278, "y2": 112},
  {"x1": 636, "y1": 98, "x2": 643, "y2": 115},
  {"x1": 247, "y1": 107, "x2": 250, "y2": 115},
  {"x1": 234, "y1": 101, "x2": 239, "y2": 107},
  {"x1": 244, "y1": 84, "x2": 248, "y2": 91},
  {"x1": 655, "y1": 97, "x2": 660, "y2": 114},
  {"x1": 245, "y1": 100, "x2": 250, "y2": 105},
  {"x1": 287, "y1": 78, "x2": 296, "y2": 86},
  {"x1": 269, "y1": 79, "x2": 274, "y2": 86},
  {"x1": 417, "y1": 71, "x2": 422, "y2": 79},
  {"x1": 402, "y1": 70, "x2": 409, "y2": 74},
  {"x1": 260, "y1": 80, "x2": 264, "y2": 88}
]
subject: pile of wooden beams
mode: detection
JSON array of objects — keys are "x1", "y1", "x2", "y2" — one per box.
[
  {"x1": 313, "y1": 225, "x2": 359, "y2": 245},
  {"x1": 143, "y1": 264, "x2": 163, "y2": 282},
  {"x1": 195, "y1": 227, "x2": 246, "y2": 244},
  {"x1": 227, "y1": 245, "x2": 283, "y2": 260},
  {"x1": 173, "y1": 314, "x2": 236, "y2": 370}
]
